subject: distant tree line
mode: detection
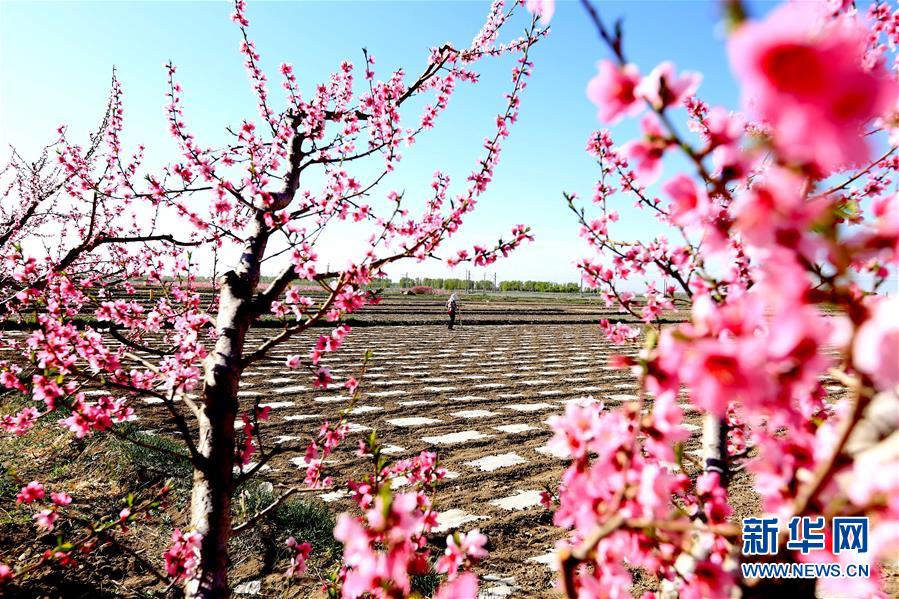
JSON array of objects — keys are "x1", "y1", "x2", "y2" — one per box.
[
  {"x1": 397, "y1": 277, "x2": 494, "y2": 291},
  {"x1": 498, "y1": 280, "x2": 580, "y2": 293}
]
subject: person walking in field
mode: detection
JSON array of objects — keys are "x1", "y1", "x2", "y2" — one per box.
[{"x1": 446, "y1": 292, "x2": 459, "y2": 330}]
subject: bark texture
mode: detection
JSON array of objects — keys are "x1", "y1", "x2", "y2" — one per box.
[
  {"x1": 186, "y1": 217, "x2": 268, "y2": 598},
  {"x1": 702, "y1": 414, "x2": 729, "y2": 481}
]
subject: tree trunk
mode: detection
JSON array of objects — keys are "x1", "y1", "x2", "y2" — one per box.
[
  {"x1": 701, "y1": 414, "x2": 728, "y2": 481},
  {"x1": 186, "y1": 218, "x2": 268, "y2": 598},
  {"x1": 186, "y1": 370, "x2": 238, "y2": 597}
]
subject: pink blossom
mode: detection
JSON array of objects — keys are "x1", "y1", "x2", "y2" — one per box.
[
  {"x1": 435, "y1": 571, "x2": 479, "y2": 599},
  {"x1": 853, "y1": 295, "x2": 899, "y2": 390},
  {"x1": 0, "y1": 366, "x2": 25, "y2": 392},
  {"x1": 662, "y1": 174, "x2": 709, "y2": 227},
  {"x1": 599, "y1": 319, "x2": 640, "y2": 345},
  {"x1": 1, "y1": 407, "x2": 39, "y2": 435},
  {"x1": 313, "y1": 367, "x2": 333, "y2": 389},
  {"x1": 679, "y1": 555, "x2": 733, "y2": 599},
  {"x1": 728, "y1": 2, "x2": 897, "y2": 172},
  {"x1": 391, "y1": 451, "x2": 446, "y2": 490},
  {"x1": 0, "y1": 563, "x2": 12, "y2": 584},
  {"x1": 31, "y1": 375, "x2": 63, "y2": 410},
  {"x1": 844, "y1": 445, "x2": 899, "y2": 515},
  {"x1": 621, "y1": 113, "x2": 670, "y2": 186},
  {"x1": 255, "y1": 405, "x2": 271, "y2": 421},
  {"x1": 50, "y1": 491, "x2": 72, "y2": 506},
  {"x1": 635, "y1": 61, "x2": 701, "y2": 110},
  {"x1": 637, "y1": 464, "x2": 672, "y2": 519},
  {"x1": 333, "y1": 515, "x2": 376, "y2": 597},
  {"x1": 285, "y1": 536, "x2": 312, "y2": 577},
  {"x1": 546, "y1": 401, "x2": 605, "y2": 460},
  {"x1": 711, "y1": 143, "x2": 751, "y2": 182},
  {"x1": 701, "y1": 107, "x2": 744, "y2": 150},
  {"x1": 660, "y1": 334, "x2": 764, "y2": 418},
  {"x1": 587, "y1": 60, "x2": 642, "y2": 123},
  {"x1": 525, "y1": 0, "x2": 554, "y2": 25},
  {"x1": 695, "y1": 472, "x2": 732, "y2": 523},
  {"x1": 436, "y1": 529, "x2": 488, "y2": 578},
  {"x1": 163, "y1": 529, "x2": 202, "y2": 582},
  {"x1": 871, "y1": 192, "x2": 899, "y2": 240},
  {"x1": 645, "y1": 391, "x2": 688, "y2": 462},
  {"x1": 33, "y1": 509, "x2": 58, "y2": 531},
  {"x1": 16, "y1": 481, "x2": 44, "y2": 504},
  {"x1": 732, "y1": 166, "x2": 819, "y2": 248}
]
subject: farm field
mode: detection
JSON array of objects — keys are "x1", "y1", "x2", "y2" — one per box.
[
  {"x1": 0, "y1": 295, "x2": 865, "y2": 598},
  {"x1": 11, "y1": 315, "x2": 733, "y2": 596},
  {"x1": 165, "y1": 322, "x2": 730, "y2": 597},
  {"x1": 229, "y1": 322, "x2": 661, "y2": 596},
  {"x1": 0, "y1": 293, "x2": 668, "y2": 593}
]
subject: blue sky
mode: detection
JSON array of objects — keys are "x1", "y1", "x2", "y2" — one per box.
[{"x1": 1, "y1": 0, "x2": 791, "y2": 283}]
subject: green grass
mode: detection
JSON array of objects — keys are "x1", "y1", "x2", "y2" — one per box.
[
  {"x1": 272, "y1": 497, "x2": 342, "y2": 560},
  {"x1": 411, "y1": 572, "x2": 444, "y2": 597},
  {"x1": 232, "y1": 479, "x2": 342, "y2": 558},
  {"x1": 110, "y1": 424, "x2": 191, "y2": 490},
  {"x1": 231, "y1": 482, "x2": 343, "y2": 580},
  {"x1": 0, "y1": 464, "x2": 18, "y2": 503},
  {"x1": 48, "y1": 462, "x2": 71, "y2": 480}
]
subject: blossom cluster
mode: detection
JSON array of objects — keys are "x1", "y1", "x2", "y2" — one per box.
[
  {"x1": 548, "y1": 0, "x2": 899, "y2": 596},
  {"x1": 333, "y1": 445, "x2": 487, "y2": 598}
]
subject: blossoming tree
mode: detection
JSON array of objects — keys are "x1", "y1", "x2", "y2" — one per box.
[
  {"x1": 0, "y1": 0, "x2": 542, "y2": 596},
  {"x1": 544, "y1": 0, "x2": 899, "y2": 597}
]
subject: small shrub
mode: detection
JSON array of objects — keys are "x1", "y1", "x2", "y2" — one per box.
[
  {"x1": 111, "y1": 424, "x2": 191, "y2": 489},
  {"x1": 412, "y1": 571, "x2": 444, "y2": 597},
  {"x1": 233, "y1": 481, "x2": 276, "y2": 521},
  {"x1": 231, "y1": 482, "x2": 343, "y2": 574},
  {"x1": 273, "y1": 498, "x2": 342, "y2": 561}
]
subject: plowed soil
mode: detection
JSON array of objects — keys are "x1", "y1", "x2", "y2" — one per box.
[{"x1": 3, "y1": 293, "x2": 873, "y2": 597}]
